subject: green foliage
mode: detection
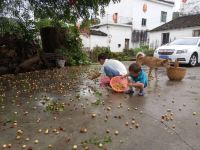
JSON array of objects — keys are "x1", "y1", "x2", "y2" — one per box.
[
  {"x1": 0, "y1": 17, "x2": 21, "y2": 35},
  {"x1": 110, "y1": 52, "x2": 131, "y2": 61},
  {"x1": 81, "y1": 136, "x2": 112, "y2": 148},
  {"x1": 0, "y1": 17, "x2": 37, "y2": 42},
  {"x1": 80, "y1": 18, "x2": 100, "y2": 30},
  {"x1": 90, "y1": 46, "x2": 112, "y2": 62},
  {"x1": 35, "y1": 18, "x2": 70, "y2": 29},
  {"x1": 45, "y1": 101, "x2": 65, "y2": 113},
  {"x1": 143, "y1": 48, "x2": 154, "y2": 56},
  {"x1": 56, "y1": 26, "x2": 90, "y2": 66},
  {"x1": 1, "y1": 0, "x2": 120, "y2": 24},
  {"x1": 90, "y1": 45, "x2": 154, "y2": 62}
]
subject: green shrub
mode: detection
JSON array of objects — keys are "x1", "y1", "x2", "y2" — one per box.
[
  {"x1": 90, "y1": 45, "x2": 154, "y2": 62},
  {"x1": 90, "y1": 46, "x2": 112, "y2": 62},
  {"x1": 123, "y1": 48, "x2": 135, "y2": 57},
  {"x1": 143, "y1": 48, "x2": 154, "y2": 56},
  {"x1": 56, "y1": 26, "x2": 90, "y2": 65}
]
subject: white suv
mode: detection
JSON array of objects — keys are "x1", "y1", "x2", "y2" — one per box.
[{"x1": 154, "y1": 37, "x2": 200, "y2": 66}]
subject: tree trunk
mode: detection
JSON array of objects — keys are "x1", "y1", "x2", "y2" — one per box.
[{"x1": 40, "y1": 27, "x2": 67, "y2": 53}]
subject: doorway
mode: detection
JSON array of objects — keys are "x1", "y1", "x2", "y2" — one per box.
[
  {"x1": 125, "y1": 39, "x2": 130, "y2": 49},
  {"x1": 162, "y1": 33, "x2": 170, "y2": 45}
]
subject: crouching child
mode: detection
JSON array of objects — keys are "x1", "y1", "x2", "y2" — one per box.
[{"x1": 124, "y1": 63, "x2": 148, "y2": 96}]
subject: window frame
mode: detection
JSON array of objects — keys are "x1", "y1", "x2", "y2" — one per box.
[
  {"x1": 141, "y1": 18, "x2": 147, "y2": 27},
  {"x1": 161, "y1": 11, "x2": 167, "y2": 22}
]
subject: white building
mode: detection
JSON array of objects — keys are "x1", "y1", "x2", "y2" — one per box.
[
  {"x1": 81, "y1": 0, "x2": 174, "y2": 52},
  {"x1": 149, "y1": 14, "x2": 200, "y2": 49},
  {"x1": 80, "y1": 30, "x2": 108, "y2": 51},
  {"x1": 180, "y1": 0, "x2": 200, "y2": 15}
]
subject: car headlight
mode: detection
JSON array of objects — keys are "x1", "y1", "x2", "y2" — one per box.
[
  {"x1": 154, "y1": 49, "x2": 159, "y2": 54},
  {"x1": 176, "y1": 49, "x2": 188, "y2": 54}
]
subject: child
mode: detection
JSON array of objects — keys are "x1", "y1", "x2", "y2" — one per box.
[
  {"x1": 124, "y1": 63, "x2": 148, "y2": 96},
  {"x1": 90, "y1": 53, "x2": 127, "y2": 80}
]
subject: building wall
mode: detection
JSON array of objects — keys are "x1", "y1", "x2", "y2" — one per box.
[
  {"x1": 104, "y1": 0, "x2": 174, "y2": 30},
  {"x1": 149, "y1": 26, "x2": 200, "y2": 49},
  {"x1": 80, "y1": 34, "x2": 108, "y2": 51},
  {"x1": 180, "y1": 0, "x2": 200, "y2": 15},
  {"x1": 105, "y1": 25, "x2": 133, "y2": 52},
  {"x1": 81, "y1": 25, "x2": 134, "y2": 52}
]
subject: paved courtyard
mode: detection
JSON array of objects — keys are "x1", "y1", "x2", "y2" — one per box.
[{"x1": 0, "y1": 62, "x2": 200, "y2": 150}]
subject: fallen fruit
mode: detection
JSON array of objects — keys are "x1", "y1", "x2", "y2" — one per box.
[
  {"x1": 45, "y1": 129, "x2": 49, "y2": 134},
  {"x1": 16, "y1": 135, "x2": 21, "y2": 140},
  {"x1": 34, "y1": 139, "x2": 39, "y2": 144},
  {"x1": 135, "y1": 123, "x2": 139, "y2": 128},
  {"x1": 13, "y1": 122, "x2": 17, "y2": 126},
  {"x1": 80, "y1": 128, "x2": 87, "y2": 133},
  {"x1": 22, "y1": 145, "x2": 27, "y2": 149},
  {"x1": 115, "y1": 130, "x2": 119, "y2": 135},
  {"x1": 107, "y1": 107, "x2": 111, "y2": 111},
  {"x1": 167, "y1": 109, "x2": 171, "y2": 112},
  {"x1": 25, "y1": 138, "x2": 30, "y2": 141},
  {"x1": 73, "y1": 145, "x2": 78, "y2": 149},
  {"x1": 7, "y1": 144, "x2": 12, "y2": 148},
  {"x1": 2, "y1": 144, "x2": 7, "y2": 148},
  {"x1": 193, "y1": 112, "x2": 197, "y2": 115},
  {"x1": 36, "y1": 118, "x2": 41, "y2": 123},
  {"x1": 98, "y1": 143, "x2": 103, "y2": 148},
  {"x1": 92, "y1": 113, "x2": 96, "y2": 118},
  {"x1": 48, "y1": 144, "x2": 52, "y2": 148},
  {"x1": 131, "y1": 120, "x2": 136, "y2": 124},
  {"x1": 106, "y1": 129, "x2": 110, "y2": 133},
  {"x1": 125, "y1": 122, "x2": 129, "y2": 126},
  {"x1": 52, "y1": 129, "x2": 57, "y2": 132},
  {"x1": 85, "y1": 146, "x2": 89, "y2": 150},
  {"x1": 172, "y1": 125, "x2": 176, "y2": 129},
  {"x1": 17, "y1": 129, "x2": 23, "y2": 134}
]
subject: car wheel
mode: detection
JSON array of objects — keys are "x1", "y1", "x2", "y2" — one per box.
[{"x1": 189, "y1": 53, "x2": 197, "y2": 67}]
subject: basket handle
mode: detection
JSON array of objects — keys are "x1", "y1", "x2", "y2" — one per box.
[{"x1": 175, "y1": 59, "x2": 179, "y2": 68}]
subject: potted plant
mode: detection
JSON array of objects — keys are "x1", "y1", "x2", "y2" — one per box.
[{"x1": 56, "y1": 48, "x2": 67, "y2": 68}]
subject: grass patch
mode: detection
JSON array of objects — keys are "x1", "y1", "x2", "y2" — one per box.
[
  {"x1": 81, "y1": 136, "x2": 112, "y2": 148},
  {"x1": 44, "y1": 101, "x2": 65, "y2": 112}
]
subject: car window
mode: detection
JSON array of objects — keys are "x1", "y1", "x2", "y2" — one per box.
[{"x1": 169, "y1": 38, "x2": 199, "y2": 45}]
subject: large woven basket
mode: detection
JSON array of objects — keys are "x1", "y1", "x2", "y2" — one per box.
[{"x1": 167, "y1": 60, "x2": 187, "y2": 81}]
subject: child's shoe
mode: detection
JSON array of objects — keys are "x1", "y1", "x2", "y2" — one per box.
[
  {"x1": 125, "y1": 89, "x2": 134, "y2": 95},
  {"x1": 138, "y1": 90, "x2": 144, "y2": 96}
]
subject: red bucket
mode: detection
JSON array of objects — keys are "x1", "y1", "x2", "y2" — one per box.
[{"x1": 110, "y1": 76, "x2": 129, "y2": 92}]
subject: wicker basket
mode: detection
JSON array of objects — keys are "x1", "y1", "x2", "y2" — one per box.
[{"x1": 167, "y1": 60, "x2": 187, "y2": 81}]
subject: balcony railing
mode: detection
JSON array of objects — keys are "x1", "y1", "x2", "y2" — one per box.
[{"x1": 100, "y1": 14, "x2": 133, "y2": 25}]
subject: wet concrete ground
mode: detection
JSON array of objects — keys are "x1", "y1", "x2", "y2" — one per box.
[{"x1": 0, "y1": 62, "x2": 200, "y2": 150}]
